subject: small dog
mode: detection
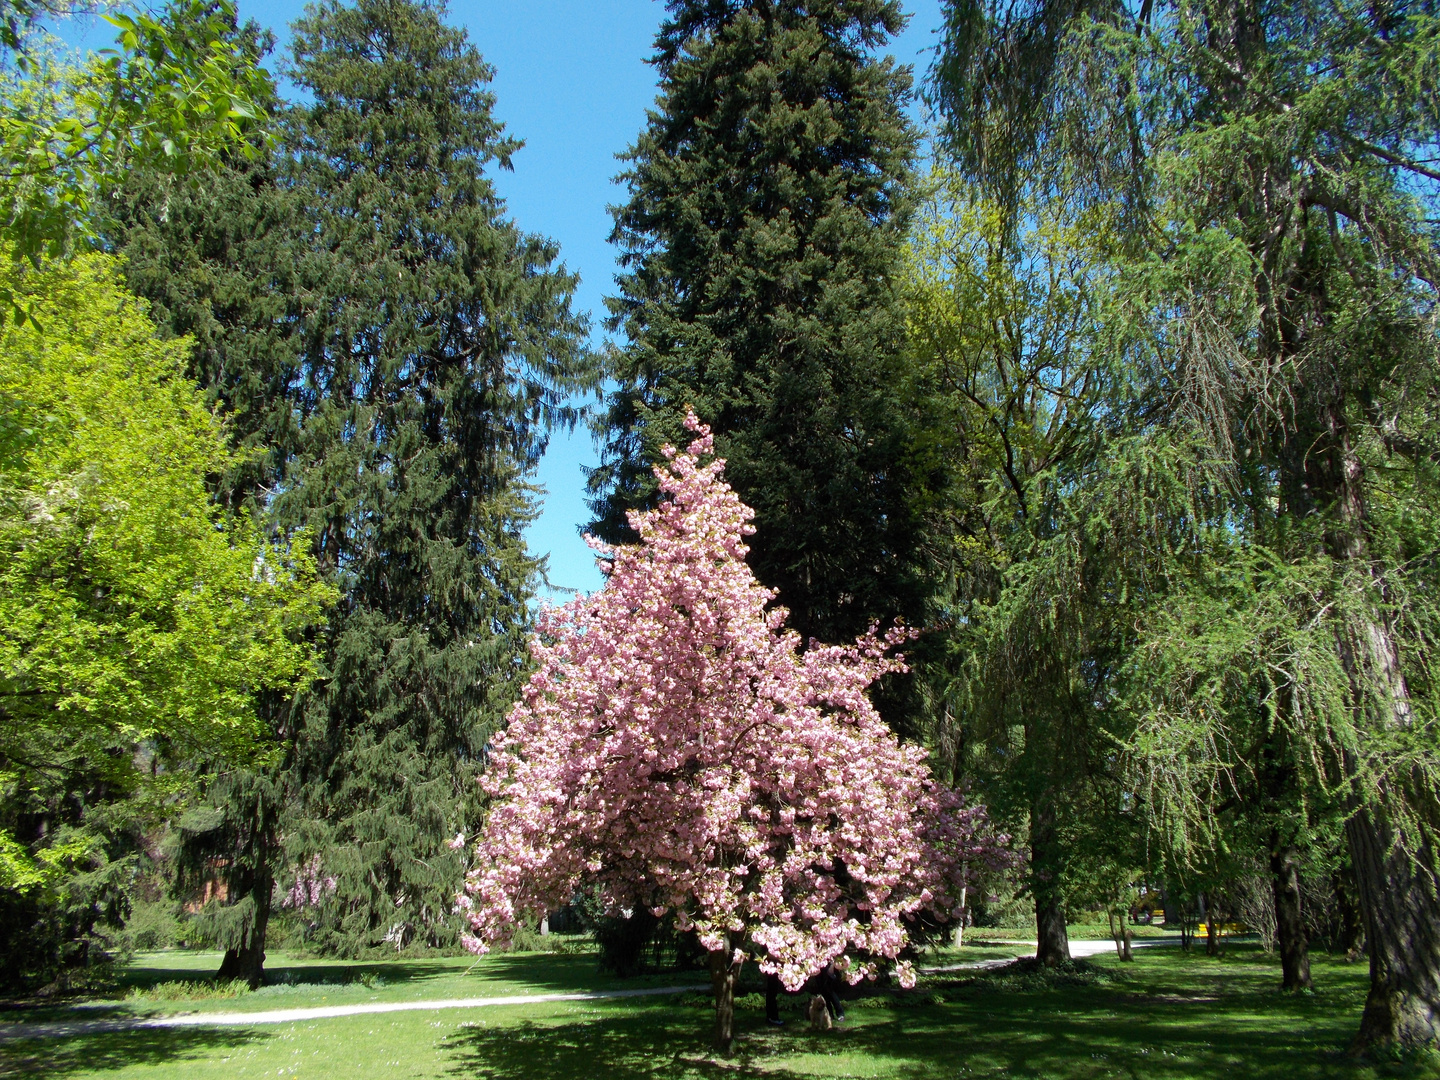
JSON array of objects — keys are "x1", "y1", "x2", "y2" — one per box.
[{"x1": 807, "y1": 995, "x2": 832, "y2": 1031}]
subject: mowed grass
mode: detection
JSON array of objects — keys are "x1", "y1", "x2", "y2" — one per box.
[
  {"x1": 0, "y1": 946, "x2": 694, "y2": 1024},
  {"x1": 0, "y1": 943, "x2": 1029, "y2": 1024},
  {"x1": 3, "y1": 946, "x2": 1439, "y2": 1079}
]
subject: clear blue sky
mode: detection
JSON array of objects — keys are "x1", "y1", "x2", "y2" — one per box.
[{"x1": 67, "y1": 0, "x2": 946, "y2": 600}]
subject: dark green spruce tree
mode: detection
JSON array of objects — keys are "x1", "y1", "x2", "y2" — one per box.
[
  {"x1": 592, "y1": 0, "x2": 930, "y2": 659},
  {"x1": 111, "y1": 0, "x2": 594, "y2": 975},
  {"x1": 280, "y1": 0, "x2": 591, "y2": 957},
  {"x1": 108, "y1": 20, "x2": 306, "y2": 988}
]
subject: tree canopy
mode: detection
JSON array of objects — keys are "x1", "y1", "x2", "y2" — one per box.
[
  {"x1": 0, "y1": 0, "x2": 271, "y2": 304},
  {"x1": 929, "y1": 0, "x2": 1440, "y2": 1048},
  {"x1": 109, "y1": 0, "x2": 598, "y2": 978},
  {"x1": 0, "y1": 249, "x2": 328, "y2": 988},
  {"x1": 591, "y1": 0, "x2": 929, "y2": 659}
]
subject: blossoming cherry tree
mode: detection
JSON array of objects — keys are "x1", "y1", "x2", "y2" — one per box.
[{"x1": 461, "y1": 416, "x2": 1005, "y2": 1050}]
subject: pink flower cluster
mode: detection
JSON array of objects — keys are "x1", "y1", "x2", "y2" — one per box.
[
  {"x1": 461, "y1": 415, "x2": 1008, "y2": 990},
  {"x1": 279, "y1": 854, "x2": 337, "y2": 910}
]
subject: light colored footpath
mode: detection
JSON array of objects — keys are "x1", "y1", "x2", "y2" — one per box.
[
  {"x1": 0, "y1": 984, "x2": 711, "y2": 1043},
  {"x1": 0, "y1": 936, "x2": 1181, "y2": 1043},
  {"x1": 920, "y1": 934, "x2": 1178, "y2": 975}
]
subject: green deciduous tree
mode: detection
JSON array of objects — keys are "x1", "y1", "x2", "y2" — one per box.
[
  {"x1": 0, "y1": 0, "x2": 271, "y2": 312},
  {"x1": 0, "y1": 250, "x2": 328, "y2": 989},
  {"x1": 901, "y1": 173, "x2": 1135, "y2": 964},
  {"x1": 591, "y1": 0, "x2": 930, "y2": 661}
]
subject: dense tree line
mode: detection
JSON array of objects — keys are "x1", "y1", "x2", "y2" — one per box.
[
  {"x1": 1, "y1": 0, "x2": 594, "y2": 987},
  {"x1": 2, "y1": 0, "x2": 1438, "y2": 1054},
  {"x1": 0, "y1": 0, "x2": 309, "y2": 991},
  {"x1": 589, "y1": 0, "x2": 1440, "y2": 1053}
]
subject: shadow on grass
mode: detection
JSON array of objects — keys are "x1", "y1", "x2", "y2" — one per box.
[
  {"x1": 1, "y1": 958, "x2": 482, "y2": 1024},
  {"x1": 116, "y1": 958, "x2": 452, "y2": 992},
  {"x1": 442, "y1": 950, "x2": 1438, "y2": 1080},
  {"x1": 0, "y1": 1026, "x2": 271, "y2": 1077},
  {"x1": 470, "y1": 952, "x2": 711, "y2": 994},
  {"x1": 0, "y1": 950, "x2": 706, "y2": 1028},
  {"x1": 441, "y1": 1000, "x2": 769, "y2": 1080}
]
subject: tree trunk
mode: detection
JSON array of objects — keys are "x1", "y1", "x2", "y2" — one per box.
[
  {"x1": 1030, "y1": 801, "x2": 1069, "y2": 966},
  {"x1": 1026, "y1": 716, "x2": 1071, "y2": 967},
  {"x1": 1336, "y1": 596, "x2": 1440, "y2": 1045},
  {"x1": 1271, "y1": 842, "x2": 1311, "y2": 990},
  {"x1": 1333, "y1": 866, "x2": 1365, "y2": 962},
  {"x1": 1109, "y1": 910, "x2": 1134, "y2": 961},
  {"x1": 1035, "y1": 891, "x2": 1069, "y2": 966},
  {"x1": 215, "y1": 869, "x2": 271, "y2": 989},
  {"x1": 1346, "y1": 803, "x2": 1440, "y2": 1049},
  {"x1": 1316, "y1": 399, "x2": 1440, "y2": 1049},
  {"x1": 708, "y1": 947, "x2": 738, "y2": 1053},
  {"x1": 1199, "y1": 892, "x2": 1218, "y2": 957}
]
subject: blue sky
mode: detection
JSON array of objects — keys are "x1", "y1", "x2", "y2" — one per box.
[{"x1": 68, "y1": 0, "x2": 946, "y2": 599}]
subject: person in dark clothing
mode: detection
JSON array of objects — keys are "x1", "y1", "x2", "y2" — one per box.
[
  {"x1": 765, "y1": 972, "x2": 786, "y2": 1025},
  {"x1": 815, "y1": 962, "x2": 845, "y2": 1022}
]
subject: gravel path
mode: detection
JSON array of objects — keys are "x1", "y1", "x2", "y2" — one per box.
[{"x1": 918, "y1": 934, "x2": 1179, "y2": 974}]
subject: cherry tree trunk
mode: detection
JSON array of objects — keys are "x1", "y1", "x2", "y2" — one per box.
[
  {"x1": 1270, "y1": 843, "x2": 1311, "y2": 991},
  {"x1": 709, "y1": 948, "x2": 738, "y2": 1052}
]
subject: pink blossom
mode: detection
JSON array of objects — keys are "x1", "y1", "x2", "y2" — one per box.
[
  {"x1": 461, "y1": 415, "x2": 1009, "y2": 990},
  {"x1": 279, "y1": 854, "x2": 337, "y2": 910}
]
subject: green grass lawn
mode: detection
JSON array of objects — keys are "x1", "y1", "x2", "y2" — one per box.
[
  {"x1": 3, "y1": 946, "x2": 1437, "y2": 1079},
  {"x1": 0, "y1": 942, "x2": 1030, "y2": 1025}
]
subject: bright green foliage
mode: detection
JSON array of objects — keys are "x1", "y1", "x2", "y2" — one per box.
[
  {"x1": 591, "y1": 0, "x2": 928, "y2": 651},
  {"x1": 112, "y1": 0, "x2": 597, "y2": 966},
  {"x1": 901, "y1": 172, "x2": 1147, "y2": 956},
  {"x1": 0, "y1": 251, "x2": 327, "y2": 778},
  {"x1": 0, "y1": 251, "x2": 329, "y2": 989},
  {"x1": 0, "y1": 0, "x2": 271, "y2": 280}
]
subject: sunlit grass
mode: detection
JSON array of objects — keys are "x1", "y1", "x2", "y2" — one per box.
[{"x1": 3, "y1": 945, "x2": 1436, "y2": 1078}]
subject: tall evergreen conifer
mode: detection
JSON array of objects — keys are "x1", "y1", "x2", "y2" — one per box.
[
  {"x1": 591, "y1": 0, "x2": 927, "y2": 651},
  {"x1": 278, "y1": 0, "x2": 592, "y2": 956},
  {"x1": 109, "y1": 28, "x2": 312, "y2": 985},
  {"x1": 112, "y1": 0, "x2": 594, "y2": 971}
]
